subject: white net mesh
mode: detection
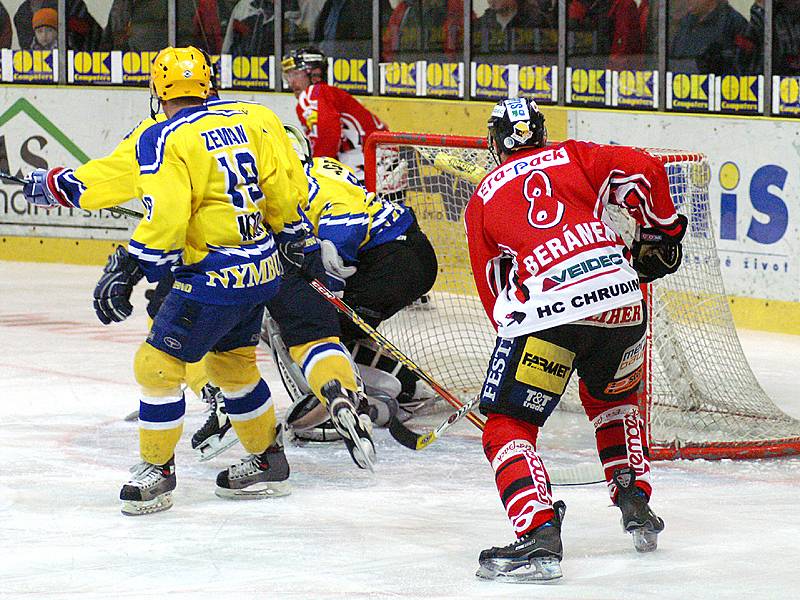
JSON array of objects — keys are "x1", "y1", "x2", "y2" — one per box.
[{"x1": 373, "y1": 136, "x2": 800, "y2": 458}]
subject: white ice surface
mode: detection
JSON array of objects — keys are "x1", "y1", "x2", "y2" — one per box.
[{"x1": 1, "y1": 261, "x2": 799, "y2": 599}]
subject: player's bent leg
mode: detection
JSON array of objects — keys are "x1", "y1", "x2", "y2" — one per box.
[
  {"x1": 122, "y1": 342, "x2": 186, "y2": 516},
  {"x1": 580, "y1": 382, "x2": 663, "y2": 552},
  {"x1": 205, "y1": 347, "x2": 290, "y2": 499},
  {"x1": 476, "y1": 413, "x2": 563, "y2": 583}
]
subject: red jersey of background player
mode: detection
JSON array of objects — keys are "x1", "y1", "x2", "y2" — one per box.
[
  {"x1": 465, "y1": 140, "x2": 684, "y2": 338},
  {"x1": 295, "y1": 82, "x2": 387, "y2": 181}
]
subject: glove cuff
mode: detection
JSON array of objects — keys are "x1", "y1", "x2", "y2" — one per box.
[
  {"x1": 45, "y1": 167, "x2": 75, "y2": 208},
  {"x1": 659, "y1": 213, "x2": 688, "y2": 242}
]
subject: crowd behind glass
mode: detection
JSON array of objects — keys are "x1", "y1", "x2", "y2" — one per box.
[{"x1": 0, "y1": 0, "x2": 794, "y2": 114}]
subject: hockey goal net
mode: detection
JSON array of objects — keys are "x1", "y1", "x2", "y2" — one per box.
[{"x1": 365, "y1": 131, "x2": 800, "y2": 460}]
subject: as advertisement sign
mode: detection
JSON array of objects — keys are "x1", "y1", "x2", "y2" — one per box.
[
  {"x1": 471, "y1": 63, "x2": 512, "y2": 99},
  {"x1": 69, "y1": 51, "x2": 114, "y2": 84},
  {"x1": 0, "y1": 98, "x2": 135, "y2": 240},
  {"x1": 329, "y1": 58, "x2": 372, "y2": 94},
  {"x1": 667, "y1": 72, "x2": 714, "y2": 111},
  {"x1": 121, "y1": 51, "x2": 159, "y2": 85},
  {"x1": 771, "y1": 76, "x2": 800, "y2": 116},
  {"x1": 517, "y1": 65, "x2": 557, "y2": 104},
  {"x1": 566, "y1": 68, "x2": 610, "y2": 106},
  {"x1": 6, "y1": 49, "x2": 57, "y2": 83},
  {"x1": 231, "y1": 55, "x2": 273, "y2": 90}
]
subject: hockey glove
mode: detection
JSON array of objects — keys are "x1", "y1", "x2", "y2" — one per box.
[
  {"x1": 23, "y1": 168, "x2": 74, "y2": 209},
  {"x1": 319, "y1": 239, "x2": 357, "y2": 294},
  {"x1": 631, "y1": 214, "x2": 688, "y2": 284},
  {"x1": 278, "y1": 238, "x2": 308, "y2": 275},
  {"x1": 94, "y1": 246, "x2": 144, "y2": 324}
]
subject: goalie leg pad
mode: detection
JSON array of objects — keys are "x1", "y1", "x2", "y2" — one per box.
[
  {"x1": 581, "y1": 381, "x2": 652, "y2": 501},
  {"x1": 483, "y1": 413, "x2": 554, "y2": 538}
]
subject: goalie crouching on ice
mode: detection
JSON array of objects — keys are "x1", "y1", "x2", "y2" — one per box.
[
  {"x1": 465, "y1": 97, "x2": 687, "y2": 582},
  {"x1": 270, "y1": 126, "x2": 439, "y2": 443}
]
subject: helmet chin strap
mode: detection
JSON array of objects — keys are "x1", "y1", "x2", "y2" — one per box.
[{"x1": 149, "y1": 95, "x2": 162, "y2": 120}]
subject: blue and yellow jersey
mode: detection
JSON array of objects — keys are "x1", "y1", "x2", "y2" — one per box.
[
  {"x1": 55, "y1": 98, "x2": 308, "y2": 214},
  {"x1": 304, "y1": 157, "x2": 412, "y2": 263},
  {"x1": 130, "y1": 104, "x2": 308, "y2": 306}
]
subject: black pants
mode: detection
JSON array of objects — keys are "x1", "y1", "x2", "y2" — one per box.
[{"x1": 340, "y1": 218, "x2": 438, "y2": 343}]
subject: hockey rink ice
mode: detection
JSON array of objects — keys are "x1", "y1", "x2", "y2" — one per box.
[{"x1": 2, "y1": 261, "x2": 799, "y2": 599}]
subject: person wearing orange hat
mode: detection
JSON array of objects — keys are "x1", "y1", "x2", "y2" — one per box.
[{"x1": 31, "y1": 6, "x2": 57, "y2": 49}]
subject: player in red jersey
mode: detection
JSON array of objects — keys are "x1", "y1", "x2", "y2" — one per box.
[
  {"x1": 465, "y1": 97, "x2": 687, "y2": 582},
  {"x1": 281, "y1": 47, "x2": 390, "y2": 184}
]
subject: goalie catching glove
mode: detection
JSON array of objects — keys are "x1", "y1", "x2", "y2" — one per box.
[
  {"x1": 94, "y1": 246, "x2": 144, "y2": 324},
  {"x1": 320, "y1": 239, "x2": 356, "y2": 295},
  {"x1": 631, "y1": 214, "x2": 688, "y2": 283}
]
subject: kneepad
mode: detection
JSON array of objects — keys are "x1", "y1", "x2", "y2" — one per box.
[
  {"x1": 134, "y1": 342, "x2": 185, "y2": 396},
  {"x1": 204, "y1": 346, "x2": 260, "y2": 394}
]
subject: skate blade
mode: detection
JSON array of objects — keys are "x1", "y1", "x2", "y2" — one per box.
[
  {"x1": 632, "y1": 528, "x2": 659, "y2": 552},
  {"x1": 194, "y1": 434, "x2": 240, "y2": 462},
  {"x1": 338, "y1": 410, "x2": 376, "y2": 472},
  {"x1": 214, "y1": 480, "x2": 291, "y2": 500},
  {"x1": 123, "y1": 409, "x2": 140, "y2": 422},
  {"x1": 476, "y1": 557, "x2": 562, "y2": 583},
  {"x1": 121, "y1": 492, "x2": 173, "y2": 516}
]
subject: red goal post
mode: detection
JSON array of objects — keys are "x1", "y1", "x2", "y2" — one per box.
[{"x1": 365, "y1": 131, "x2": 800, "y2": 461}]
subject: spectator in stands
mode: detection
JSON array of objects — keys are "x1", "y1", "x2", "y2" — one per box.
[
  {"x1": 31, "y1": 7, "x2": 57, "y2": 50},
  {"x1": 14, "y1": 0, "x2": 101, "y2": 51},
  {"x1": 0, "y1": 2, "x2": 12, "y2": 48},
  {"x1": 313, "y1": 0, "x2": 372, "y2": 55},
  {"x1": 473, "y1": 0, "x2": 539, "y2": 55},
  {"x1": 568, "y1": 0, "x2": 642, "y2": 70},
  {"x1": 103, "y1": 0, "x2": 207, "y2": 52},
  {"x1": 382, "y1": 0, "x2": 454, "y2": 60},
  {"x1": 670, "y1": 0, "x2": 747, "y2": 75},
  {"x1": 221, "y1": 0, "x2": 274, "y2": 56},
  {"x1": 740, "y1": 0, "x2": 800, "y2": 76}
]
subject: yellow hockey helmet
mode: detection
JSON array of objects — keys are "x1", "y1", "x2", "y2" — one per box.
[{"x1": 150, "y1": 46, "x2": 211, "y2": 102}]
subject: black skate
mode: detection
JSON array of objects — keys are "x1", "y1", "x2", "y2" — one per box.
[
  {"x1": 612, "y1": 467, "x2": 665, "y2": 553},
  {"x1": 476, "y1": 500, "x2": 566, "y2": 583},
  {"x1": 322, "y1": 380, "x2": 376, "y2": 472},
  {"x1": 119, "y1": 456, "x2": 176, "y2": 516},
  {"x1": 191, "y1": 384, "x2": 239, "y2": 461},
  {"x1": 215, "y1": 427, "x2": 291, "y2": 499}
]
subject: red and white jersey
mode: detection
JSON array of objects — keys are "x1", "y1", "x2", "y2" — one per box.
[
  {"x1": 295, "y1": 82, "x2": 388, "y2": 181},
  {"x1": 465, "y1": 140, "x2": 684, "y2": 338}
]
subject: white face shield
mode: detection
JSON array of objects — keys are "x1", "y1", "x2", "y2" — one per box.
[{"x1": 284, "y1": 123, "x2": 313, "y2": 166}]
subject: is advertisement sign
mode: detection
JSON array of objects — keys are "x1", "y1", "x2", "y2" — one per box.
[
  {"x1": 613, "y1": 70, "x2": 657, "y2": 109},
  {"x1": 471, "y1": 62, "x2": 512, "y2": 99},
  {"x1": 424, "y1": 62, "x2": 462, "y2": 98},
  {"x1": 714, "y1": 75, "x2": 762, "y2": 113},
  {"x1": 11, "y1": 49, "x2": 57, "y2": 83},
  {"x1": 329, "y1": 57, "x2": 372, "y2": 94},
  {"x1": 667, "y1": 72, "x2": 714, "y2": 111},
  {"x1": 517, "y1": 65, "x2": 557, "y2": 103},
  {"x1": 773, "y1": 75, "x2": 800, "y2": 115},
  {"x1": 380, "y1": 61, "x2": 421, "y2": 96},
  {"x1": 566, "y1": 68, "x2": 610, "y2": 106},
  {"x1": 121, "y1": 51, "x2": 159, "y2": 85},
  {"x1": 570, "y1": 110, "x2": 799, "y2": 302},
  {"x1": 231, "y1": 55, "x2": 273, "y2": 90}
]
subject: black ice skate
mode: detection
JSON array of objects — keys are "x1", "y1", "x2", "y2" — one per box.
[
  {"x1": 191, "y1": 384, "x2": 239, "y2": 461},
  {"x1": 476, "y1": 500, "x2": 566, "y2": 583},
  {"x1": 322, "y1": 380, "x2": 376, "y2": 472},
  {"x1": 612, "y1": 467, "x2": 665, "y2": 553},
  {"x1": 215, "y1": 427, "x2": 291, "y2": 499},
  {"x1": 119, "y1": 456, "x2": 176, "y2": 516}
]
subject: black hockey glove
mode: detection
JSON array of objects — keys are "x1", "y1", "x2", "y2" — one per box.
[
  {"x1": 631, "y1": 214, "x2": 688, "y2": 284},
  {"x1": 94, "y1": 246, "x2": 144, "y2": 324},
  {"x1": 278, "y1": 239, "x2": 307, "y2": 275}
]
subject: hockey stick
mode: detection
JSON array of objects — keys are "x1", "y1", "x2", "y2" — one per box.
[
  {"x1": 415, "y1": 147, "x2": 488, "y2": 185},
  {"x1": 389, "y1": 394, "x2": 481, "y2": 450},
  {"x1": 0, "y1": 171, "x2": 143, "y2": 219},
  {"x1": 304, "y1": 277, "x2": 486, "y2": 434}
]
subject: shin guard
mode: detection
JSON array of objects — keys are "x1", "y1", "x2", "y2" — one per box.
[
  {"x1": 483, "y1": 413, "x2": 554, "y2": 538},
  {"x1": 580, "y1": 381, "x2": 652, "y2": 501}
]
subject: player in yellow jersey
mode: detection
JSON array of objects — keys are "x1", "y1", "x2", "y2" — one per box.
[
  {"x1": 22, "y1": 47, "x2": 375, "y2": 515},
  {"x1": 23, "y1": 51, "x2": 377, "y2": 477},
  {"x1": 274, "y1": 128, "x2": 439, "y2": 440}
]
